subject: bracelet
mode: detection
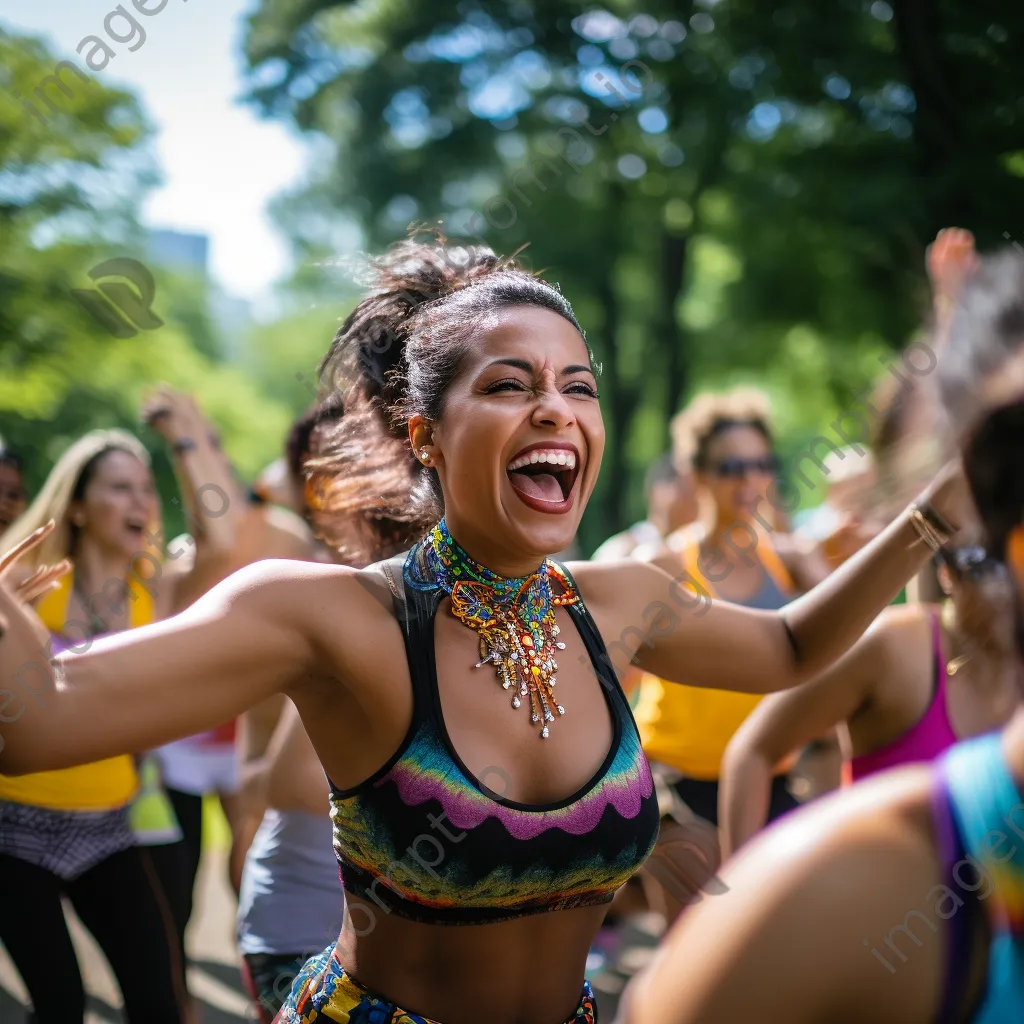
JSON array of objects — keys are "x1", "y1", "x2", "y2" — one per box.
[
  {"x1": 907, "y1": 503, "x2": 950, "y2": 553},
  {"x1": 918, "y1": 501, "x2": 956, "y2": 538},
  {"x1": 172, "y1": 438, "x2": 197, "y2": 456}
]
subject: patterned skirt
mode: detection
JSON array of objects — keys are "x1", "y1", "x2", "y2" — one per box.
[{"x1": 274, "y1": 944, "x2": 597, "y2": 1023}]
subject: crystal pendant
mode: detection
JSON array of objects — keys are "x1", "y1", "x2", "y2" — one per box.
[{"x1": 423, "y1": 519, "x2": 580, "y2": 739}]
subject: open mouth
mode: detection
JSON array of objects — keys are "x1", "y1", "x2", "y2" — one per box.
[
  {"x1": 506, "y1": 444, "x2": 581, "y2": 514},
  {"x1": 125, "y1": 518, "x2": 146, "y2": 538}
]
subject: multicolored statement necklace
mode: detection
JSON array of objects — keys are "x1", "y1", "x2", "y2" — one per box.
[{"x1": 408, "y1": 519, "x2": 580, "y2": 738}]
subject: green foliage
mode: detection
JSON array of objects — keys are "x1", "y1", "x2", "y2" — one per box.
[
  {"x1": 0, "y1": 27, "x2": 296, "y2": 537},
  {"x1": 232, "y1": 0, "x2": 1023, "y2": 550},
  {"x1": 244, "y1": 303, "x2": 355, "y2": 410}
]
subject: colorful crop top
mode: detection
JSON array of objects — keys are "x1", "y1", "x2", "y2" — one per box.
[
  {"x1": 934, "y1": 732, "x2": 1024, "y2": 1023},
  {"x1": 328, "y1": 548, "x2": 661, "y2": 925}
]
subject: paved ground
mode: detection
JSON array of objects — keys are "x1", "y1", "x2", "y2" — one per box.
[
  {"x1": 0, "y1": 840, "x2": 658, "y2": 1023},
  {"x1": 0, "y1": 843, "x2": 251, "y2": 1024}
]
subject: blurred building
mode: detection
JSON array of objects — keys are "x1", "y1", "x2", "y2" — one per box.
[
  {"x1": 147, "y1": 228, "x2": 251, "y2": 360},
  {"x1": 148, "y1": 229, "x2": 209, "y2": 273}
]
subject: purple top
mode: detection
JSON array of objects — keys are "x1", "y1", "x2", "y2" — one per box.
[{"x1": 849, "y1": 612, "x2": 958, "y2": 781}]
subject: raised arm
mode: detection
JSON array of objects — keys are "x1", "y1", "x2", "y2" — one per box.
[
  {"x1": 0, "y1": 554, "x2": 346, "y2": 775},
  {"x1": 609, "y1": 470, "x2": 965, "y2": 697},
  {"x1": 142, "y1": 387, "x2": 246, "y2": 610},
  {"x1": 718, "y1": 610, "x2": 899, "y2": 857}
]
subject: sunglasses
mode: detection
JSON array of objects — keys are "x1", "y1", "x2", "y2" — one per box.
[
  {"x1": 708, "y1": 456, "x2": 779, "y2": 479},
  {"x1": 937, "y1": 545, "x2": 1007, "y2": 582}
]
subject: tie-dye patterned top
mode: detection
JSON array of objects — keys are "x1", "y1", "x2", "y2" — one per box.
[
  {"x1": 328, "y1": 548, "x2": 660, "y2": 925},
  {"x1": 935, "y1": 731, "x2": 1024, "y2": 1023}
]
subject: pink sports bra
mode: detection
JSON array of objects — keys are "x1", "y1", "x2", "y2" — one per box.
[{"x1": 848, "y1": 612, "x2": 958, "y2": 781}]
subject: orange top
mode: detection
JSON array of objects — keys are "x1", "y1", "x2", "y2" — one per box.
[{"x1": 633, "y1": 529, "x2": 795, "y2": 779}]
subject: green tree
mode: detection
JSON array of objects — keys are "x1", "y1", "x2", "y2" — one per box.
[
  {"x1": 0, "y1": 28, "x2": 295, "y2": 535},
  {"x1": 241, "y1": 0, "x2": 1024, "y2": 548}
]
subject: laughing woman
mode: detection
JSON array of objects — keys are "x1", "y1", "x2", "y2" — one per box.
[
  {"x1": 0, "y1": 239, "x2": 965, "y2": 1024},
  {"x1": 0, "y1": 391, "x2": 240, "y2": 1024}
]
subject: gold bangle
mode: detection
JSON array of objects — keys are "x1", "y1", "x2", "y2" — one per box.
[{"x1": 907, "y1": 504, "x2": 948, "y2": 552}]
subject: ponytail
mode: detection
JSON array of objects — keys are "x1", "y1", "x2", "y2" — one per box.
[{"x1": 309, "y1": 232, "x2": 586, "y2": 562}]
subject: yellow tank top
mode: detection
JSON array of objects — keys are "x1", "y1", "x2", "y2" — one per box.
[
  {"x1": 0, "y1": 573, "x2": 154, "y2": 811},
  {"x1": 634, "y1": 531, "x2": 795, "y2": 780}
]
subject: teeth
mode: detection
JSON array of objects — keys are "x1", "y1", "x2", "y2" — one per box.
[{"x1": 507, "y1": 450, "x2": 578, "y2": 472}]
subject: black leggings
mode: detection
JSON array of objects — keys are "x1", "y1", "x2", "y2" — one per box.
[
  {"x1": 147, "y1": 788, "x2": 204, "y2": 958},
  {"x1": 0, "y1": 847, "x2": 185, "y2": 1024},
  {"x1": 671, "y1": 773, "x2": 798, "y2": 828}
]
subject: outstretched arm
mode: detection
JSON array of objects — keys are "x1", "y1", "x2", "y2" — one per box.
[
  {"x1": 0, "y1": 554, "x2": 344, "y2": 775},
  {"x1": 718, "y1": 611, "x2": 898, "y2": 856},
  {"x1": 614, "y1": 468, "x2": 966, "y2": 696}
]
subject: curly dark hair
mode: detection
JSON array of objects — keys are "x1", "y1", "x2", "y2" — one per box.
[{"x1": 309, "y1": 232, "x2": 589, "y2": 561}]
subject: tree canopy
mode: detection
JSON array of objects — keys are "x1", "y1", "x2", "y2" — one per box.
[
  {"x1": 241, "y1": 0, "x2": 1024, "y2": 548},
  {"x1": 0, "y1": 28, "x2": 302, "y2": 535}
]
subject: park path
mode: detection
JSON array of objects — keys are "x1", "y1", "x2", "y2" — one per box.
[{"x1": 0, "y1": 843, "x2": 655, "y2": 1022}]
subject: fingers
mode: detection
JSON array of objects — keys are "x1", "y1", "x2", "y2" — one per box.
[
  {"x1": 0, "y1": 521, "x2": 56, "y2": 577},
  {"x1": 14, "y1": 560, "x2": 71, "y2": 604},
  {"x1": 141, "y1": 383, "x2": 180, "y2": 425},
  {"x1": 926, "y1": 227, "x2": 979, "y2": 297}
]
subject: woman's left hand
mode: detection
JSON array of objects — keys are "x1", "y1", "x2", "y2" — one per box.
[
  {"x1": 0, "y1": 521, "x2": 67, "y2": 644},
  {"x1": 13, "y1": 560, "x2": 71, "y2": 605}
]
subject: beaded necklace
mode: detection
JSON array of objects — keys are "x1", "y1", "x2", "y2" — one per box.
[{"x1": 412, "y1": 519, "x2": 579, "y2": 738}]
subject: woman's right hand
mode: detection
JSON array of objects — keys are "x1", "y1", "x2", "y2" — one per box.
[
  {"x1": 0, "y1": 557, "x2": 337, "y2": 777},
  {"x1": 926, "y1": 227, "x2": 978, "y2": 311},
  {"x1": 141, "y1": 385, "x2": 202, "y2": 446}
]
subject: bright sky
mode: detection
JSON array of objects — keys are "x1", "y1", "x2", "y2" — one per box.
[{"x1": 1, "y1": 0, "x2": 308, "y2": 306}]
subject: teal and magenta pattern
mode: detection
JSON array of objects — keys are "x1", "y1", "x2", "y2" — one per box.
[{"x1": 275, "y1": 945, "x2": 597, "y2": 1023}]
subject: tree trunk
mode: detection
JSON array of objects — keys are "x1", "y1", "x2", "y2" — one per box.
[
  {"x1": 660, "y1": 229, "x2": 690, "y2": 428},
  {"x1": 890, "y1": 0, "x2": 963, "y2": 162},
  {"x1": 597, "y1": 183, "x2": 631, "y2": 537}
]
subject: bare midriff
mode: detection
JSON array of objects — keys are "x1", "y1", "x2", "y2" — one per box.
[{"x1": 335, "y1": 895, "x2": 607, "y2": 1024}]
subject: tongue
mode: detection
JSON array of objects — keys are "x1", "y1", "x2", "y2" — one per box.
[{"x1": 509, "y1": 470, "x2": 563, "y2": 503}]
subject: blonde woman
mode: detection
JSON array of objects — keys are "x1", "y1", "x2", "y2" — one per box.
[{"x1": 0, "y1": 390, "x2": 240, "y2": 1024}]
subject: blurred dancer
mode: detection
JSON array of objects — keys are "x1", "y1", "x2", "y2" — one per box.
[
  {"x1": 0, "y1": 442, "x2": 27, "y2": 534},
  {"x1": 0, "y1": 390, "x2": 238, "y2": 1024},
  {"x1": 633, "y1": 392, "x2": 830, "y2": 871},
  {"x1": 592, "y1": 454, "x2": 699, "y2": 562},
  {"x1": 623, "y1": 245, "x2": 1024, "y2": 1024},
  {"x1": 150, "y1": 402, "x2": 345, "y2": 966},
  {"x1": 236, "y1": 511, "x2": 401, "y2": 1022},
  {"x1": 720, "y1": 538, "x2": 1020, "y2": 857}
]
